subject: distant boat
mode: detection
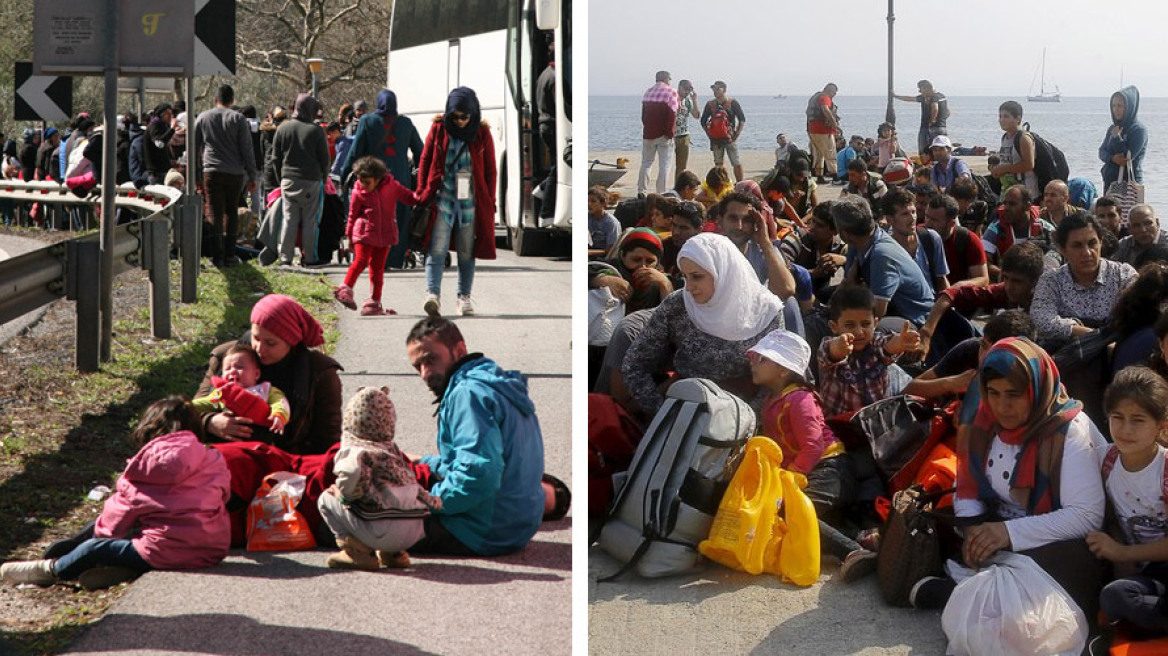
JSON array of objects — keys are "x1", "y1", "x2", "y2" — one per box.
[
  {"x1": 1027, "y1": 48, "x2": 1061, "y2": 103},
  {"x1": 772, "y1": 94, "x2": 787, "y2": 100}
]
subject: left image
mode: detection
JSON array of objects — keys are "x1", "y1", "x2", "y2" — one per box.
[{"x1": 0, "y1": 1, "x2": 572, "y2": 654}]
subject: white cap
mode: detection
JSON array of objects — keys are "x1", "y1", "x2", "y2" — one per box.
[
  {"x1": 929, "y1": 135, "x2": 953, "y2": 150},
  {"x1": 747, "y1": 329, "x2": 811, "y2": 375}
]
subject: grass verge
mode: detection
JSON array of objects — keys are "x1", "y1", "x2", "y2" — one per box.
[{"x1": 0, "y1": 257, "x2": 336, "y2": 655}]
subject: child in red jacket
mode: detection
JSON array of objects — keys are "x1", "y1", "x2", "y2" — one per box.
[
  {"x1": 0, "y1": 397, "x2": 231, "y2": 590},
  {"x1": 334, "y1": 156, "x2": 419, "y2": 315}
]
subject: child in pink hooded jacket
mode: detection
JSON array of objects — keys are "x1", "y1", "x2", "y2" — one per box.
[
  {"x1": 333, "y1": 155, "x2": 420, "y2": 316},
  {"x1": 0, "y1": 396, "x2": 231, "y2": 590}
]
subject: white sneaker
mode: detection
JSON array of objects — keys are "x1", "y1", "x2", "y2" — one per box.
[
  {"x1": 457, "y1": 295, "x2": 475, "y2": 316},
  {"x1": 1, "y1": 559, "x2": 56, "y2": 586},
  {"x1": 423, "y1": 294, "x2": 441, "y2": 317}
]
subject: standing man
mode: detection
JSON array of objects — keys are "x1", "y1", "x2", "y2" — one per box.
[
  {"x1": 638, "y1": 71, "x2": 678, "y2": 196},
  {"x1": 192, "y1": 84, "x2": 258, "y2": 267},
  {"x1": 534, "y1": 40, "x2": 558, "y2": 221},
  {"x1": 806, "y1": 83, "x2": 839, "y2": 185},
  {"x1": 405, "y1": 317, "x2": 548, "y2": 556},
  {"x1": 271, "y1": 94, "x2": 331, "y2": 267},
  {"x1": 701, "y1": 81, "x2": 747, "y2": 183},
  {"x1": 894, "y1": 80, "x2": 948, "y2": 163},
  {"x1": 673, "y1": 79, "x2": 700, "y2": 180},
  {"x1": 345, "y1": 100, "x2": 368, "y2": 138}
]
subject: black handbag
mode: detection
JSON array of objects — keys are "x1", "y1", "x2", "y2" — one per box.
[
  {"x1": 407, "y1": 202, "x2": 432, "y2": 252},
  {"x1": 1050, "y1": 328, "x2": 1118, "y2": 371},
  {"x1": 876, "y1": 485, "x2": 954, "y2": 607}
]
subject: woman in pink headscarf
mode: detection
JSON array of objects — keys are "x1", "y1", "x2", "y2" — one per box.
[{"x1": 196, "y1": 294, "x2": 343, "y2": 455}]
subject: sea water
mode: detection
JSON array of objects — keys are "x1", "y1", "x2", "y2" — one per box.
[{"x1": 589, "y1": 94, "x2": 1168, "y2": 209}]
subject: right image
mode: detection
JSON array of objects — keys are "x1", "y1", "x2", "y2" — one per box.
[{"x1": 586, "y1": 1, "x2": 1166, "y2": 654}]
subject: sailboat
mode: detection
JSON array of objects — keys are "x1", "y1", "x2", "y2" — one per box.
[{"x1": 1027, "y1": 48, "x2": 1061, "y2": 103}]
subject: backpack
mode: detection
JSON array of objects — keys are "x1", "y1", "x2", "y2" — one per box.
[
  {"x1": 915, "y1": 226, "x2": 943, "y2": 281},
  {"x1": 1013, "y1": 123, "x2": 1070, "y2": 191},
  {"x1": 707, "y1": 100, "x2": 733, "y2": 140},
  {"x1": 588, "y1": 393, "x2": 644, "y2": 517},
  {"x1": 968, "y1": 172, "x2": 999, "y2": 205},
  {"x1": 613, "y1": 196, "x2": 647, "y2": 231},
  {"x1": 805, "y1": 92, "x2": 828, "y2": 123},
  {"x1": 1101, "y1": 445, "x2": 1168, "y2": 507},
  {"x1": 594, "y1": 378, "x2": 754, "y2": 579}
]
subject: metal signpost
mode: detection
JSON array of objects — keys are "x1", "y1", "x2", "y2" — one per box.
[{"x1": 34, "y1": 0, "x2": 194, "y2": 363}]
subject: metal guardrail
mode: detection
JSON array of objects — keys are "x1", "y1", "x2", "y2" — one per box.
[{"x1": 0, "y1": 180, "x2": 198, "y2": 372}]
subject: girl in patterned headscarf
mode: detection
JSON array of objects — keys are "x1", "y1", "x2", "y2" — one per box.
[{"x1": 318, "y1": 387, "x2": 441, "y2": 571}]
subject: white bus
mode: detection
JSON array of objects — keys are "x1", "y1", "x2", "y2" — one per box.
[{"x1": 387, "y1": 0, "x2": 571, "y2": 256}]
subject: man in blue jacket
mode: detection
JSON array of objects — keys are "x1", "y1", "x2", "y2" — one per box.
[{"x1": 405, "y1": 317, "x2": 547, "y2": 556}]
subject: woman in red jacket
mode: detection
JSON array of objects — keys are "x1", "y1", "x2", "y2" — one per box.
[{"x1": 416, "y1": 87, "x2": 497, "y2": 317}]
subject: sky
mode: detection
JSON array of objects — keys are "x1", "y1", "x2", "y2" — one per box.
[{"x1": 588, "y1": 0, "x2": 1168, "y2": 97}]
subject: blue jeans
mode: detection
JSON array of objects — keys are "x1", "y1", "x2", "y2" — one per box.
[
  {"x1": 426, "y1": 216, "x2": 475, "y2": 297},
  {"x1": 53, "y1": 538, "x2": 151, "y2": 581}
]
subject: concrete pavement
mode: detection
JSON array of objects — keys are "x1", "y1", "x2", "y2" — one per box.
[{"x1": 64, "y1": 247, "x2": 573, "y2": 655}]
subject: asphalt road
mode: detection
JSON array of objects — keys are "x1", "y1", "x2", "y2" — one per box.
[{"x1": 63, "y1": 246, "x2": 574, "y2": 656}]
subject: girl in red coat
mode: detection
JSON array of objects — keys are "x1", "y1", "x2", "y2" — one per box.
[
  {"x1": 334, "y1": 156, "x2": 420, "y2": 315},
  {"x1": 0, "y1": 397, "x2": 231, "y2": 590},
  {"x1": 416, "y1": 87, "x2": 497, "y2": 317}
]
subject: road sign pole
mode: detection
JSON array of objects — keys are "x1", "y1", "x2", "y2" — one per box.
[{"x1": 99, "y1": 0, "x2": 118, "y2": 362}]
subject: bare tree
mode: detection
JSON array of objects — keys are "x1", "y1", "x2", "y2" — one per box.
[{"x1": 238, "y1": 0, "x2": 390, "y2": 111}]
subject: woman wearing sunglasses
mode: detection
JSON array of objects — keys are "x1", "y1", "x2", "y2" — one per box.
[{"x1": 415, "y1": 87, "x2": 497, "y2": 317}]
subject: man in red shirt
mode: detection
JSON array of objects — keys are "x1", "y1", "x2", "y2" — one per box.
[
  {"x1": 807, "y1": 83, "x2": 840, "y2": 185},
  {"x1": 924, "y1": 194, "x2": 988, "y2": 287},
  {"x1": 638, "y1": 71, "x2": 679, "y2": 196}
]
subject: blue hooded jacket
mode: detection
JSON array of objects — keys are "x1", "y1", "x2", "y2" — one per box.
[
  {"x1": 1099, "y1": 85, "x2": 1147, "y2": 187},
  {"x1": 339, "y1": 89, "x2": 423, "y2": 185},
  {"x1": 418, "y1": 355, "x2": 545, "y2": 555}
]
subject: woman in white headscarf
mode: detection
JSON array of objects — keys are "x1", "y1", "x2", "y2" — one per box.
[{"x1": 622, "y1": 232, "x2": 785, "y2": 417}]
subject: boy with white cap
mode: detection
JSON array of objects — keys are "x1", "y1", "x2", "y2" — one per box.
[{"x1": 747, "y1": 328, "x2": 880, "y2": 583}]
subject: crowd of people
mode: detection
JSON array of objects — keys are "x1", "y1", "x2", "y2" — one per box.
[
  {"x1": 0, "y1": 294, "x2": 569, "y2": 589},
  {"x1": 0, "y1": 82, "x2": 499, "y2": 318},
  {"x1": 591, "y1": 71, "x2": 1165, "y2": 651}
]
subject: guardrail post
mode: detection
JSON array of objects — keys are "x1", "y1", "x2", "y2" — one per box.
[
  {"x1": 180, "y1": 195, "x2": 200, "y2": 303},
  {"x1": 145, "y1": 217, "x2": 171, "y2": 339},
  {"x1": 69, "y1": 240, "x2": 100, "y2": 373}
]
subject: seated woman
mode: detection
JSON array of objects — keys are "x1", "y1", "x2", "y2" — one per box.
[
  {"x1": 1031, "y1": 211, "x2": 1137, "y2": 350},
  {"x1": 1032, "y1": 210, "x2": 1137, "y2": 425},
  {"x1": 910, "y1": 337, "x2": 1108, "y2": 624},
  {"x1": 622, "y1": 232, "x2": 784, "y2": 418},
  {"x1": 195, "y1": 294, "x2": 344, "y2": 545},
  {"x1": 587, "y1": 228, "x2": 673, "y2": 314}
]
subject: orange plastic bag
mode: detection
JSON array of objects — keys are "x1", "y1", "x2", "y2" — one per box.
[{"x1": 246, "y1": 471, "x2": 317, "y2": 551}]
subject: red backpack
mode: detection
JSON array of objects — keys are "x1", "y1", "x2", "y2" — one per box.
[
  {"x1": 588, "y1": 394, "x2": 644, "y2": 517},
  {"x1": 707, "y1": 100, "x2": 733, "y2": 140}
]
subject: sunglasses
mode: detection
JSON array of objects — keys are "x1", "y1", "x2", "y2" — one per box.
[{"x1": 450, "y1": 112, "x2": 470, "y2": 121}]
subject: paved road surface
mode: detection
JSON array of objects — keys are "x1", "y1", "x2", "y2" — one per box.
[{"x1": 64, "y1": 247, "x2": 573, "y2": 655}]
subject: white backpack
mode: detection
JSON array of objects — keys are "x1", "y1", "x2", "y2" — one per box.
[{"x1": 595, "y1": 378, "x2": 754, "y2": 579}]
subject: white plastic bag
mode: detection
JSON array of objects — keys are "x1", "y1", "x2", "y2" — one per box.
[
  {"x1": 588, "y1": 287, "x2": 625, "y2": 346},
  {"x1": 941, "y1": 552, "x2": 1087, "y2": 656}
]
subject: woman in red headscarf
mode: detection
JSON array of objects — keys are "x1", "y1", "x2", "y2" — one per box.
[
  {"x1": 196, "y1": 294, "x2": 343, "y2": 455},
  {"x1": 192, "y1": 294, "x2": 348, "y2": 546}
]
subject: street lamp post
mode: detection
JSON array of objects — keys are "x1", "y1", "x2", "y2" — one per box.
[{"x1": 307, "y1": 58, "x2": 325, "y2": 98}]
